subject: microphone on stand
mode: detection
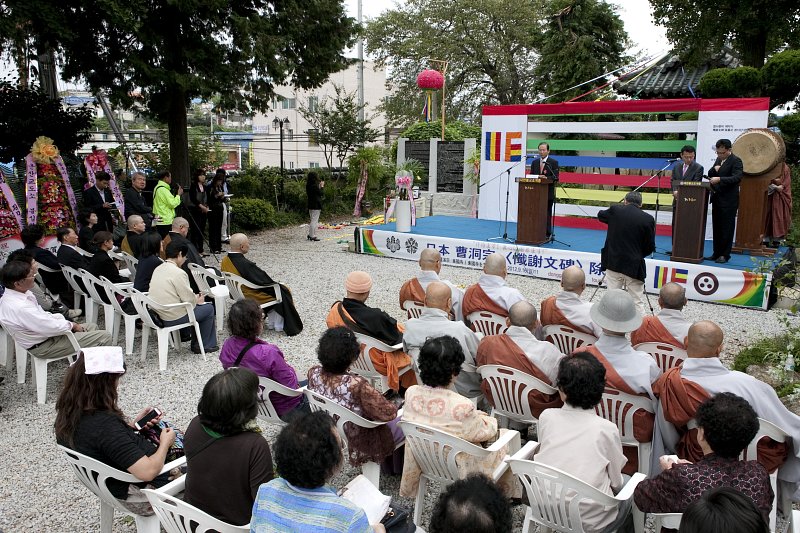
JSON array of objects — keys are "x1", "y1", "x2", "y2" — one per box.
[{"x1": 665, "y1": 158, "x2": 680, "y2": 163}]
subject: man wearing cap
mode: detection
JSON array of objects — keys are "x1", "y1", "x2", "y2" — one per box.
[
  {"x1": 403, "y1": 282, "x2": 481, "y2": 399},
  {"x1": 597, "y1": 191, "x2": 655, "y2": 314},
  {"x1": 399, "y1": 249, "x2": 464, "y2": 321},
  {"x1": 327, "y1": 271, "x2": 414, "y2": 391},
  {"x1": 221, "y1": 233, "x2": 303, "y2": 336},
  {"x1": 476, "y1": 301, "x2": 565, "y2": 418},
  {"x1": 582, "y1": 289, "x2": 662, "y2": 474},
  {"x1": 0, "y1": 260, "x2": 112, "y2": 360},
  {"x1": 630, "y1": 282, "x2": 692, "y2": 349},
  {"x1": 462, "y1": 253, "x2": 526, "y2": 320},
  {"x1": 652, "y1": 320, "x2": 799, "y2": 492},
  {"x1": 540, "y1": 265, "x2": 602, "y2": 338}
]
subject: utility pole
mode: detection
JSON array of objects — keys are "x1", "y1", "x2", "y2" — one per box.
[{"x1": 357, "y1": 0, "x2": 365, "y2": 122}]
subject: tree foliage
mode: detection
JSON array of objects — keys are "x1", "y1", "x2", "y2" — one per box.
[
  {"x1": 364, "y1": 0, "x2": 629, "y2": 126},
  {"x1": 648, "y1": 0, "x2": 800, "y2": 68},
  {"x1": 1, "y1": 0, "x2": 357, "y2": 184},
  {"x1": 135, "y1": 136, "x2": 227, "y2": 174},
  {"x1": 535, "y1": 0, "x2": 629, "y2": 101},
  {"x1": 0, "y1": 79, "x2": 93, "y2": 162},
  {"x1": 299, "y1": 84, "x2": 381, "y2": 173},
  {"x1": 401, "y1": 120, "x2": 481, "y2": 142},
  {"x1": 698, "y1": 67, "x2": 763, "y2": 99},
  {"x1": 762, "y1": 50, "x2": 800, "y2": 109}
]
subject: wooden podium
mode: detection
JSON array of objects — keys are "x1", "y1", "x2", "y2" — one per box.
[
  {"x1": 672, "y1": 182, "x2": 709, "y2": 264},
  {"x1": 515, "y1": 176, "x2": 551, "y2": 245}
]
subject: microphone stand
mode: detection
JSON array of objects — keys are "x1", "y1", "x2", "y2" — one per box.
[
  {"x1": 488, "y1": 159, "x2": 524, "y2": 243},
  {"x1": 630, "y1": 160, "x2": 675, "y2": 257},
  {"x1": 540, "y1": 159, "x2": 570, "y2": 247}
]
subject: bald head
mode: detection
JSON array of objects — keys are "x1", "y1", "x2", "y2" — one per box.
[
  {"x1": 419, "y1": 249, "x2": 442, "y2": 273},
  {"x1": 483, "y1": 254, "x2": 506, "y2": 278},
  {"x1": 561, "y1": 266, "x2": 586, "y2": 293},
  {"x1": 172, "y1": 217, "x2": 189, "y2": 231},
  {"x1": 686, "y1": 320, "x2": 724, "y2": 358},
  {"x1": 509, "y1": 301, "x2": 537, "y2": 330},
  {"x1": 424, "y1": 281, "x2": 452, "y2": 312},
  {"x1": 229, "y1": 233, "x2": 248, "y2": 251},
  {"x1": 659, "y1": 282, "x2": 687, "y2": 310},
  {"x1": 127, "y1": 215, "x2": 143, "y2": 229}
]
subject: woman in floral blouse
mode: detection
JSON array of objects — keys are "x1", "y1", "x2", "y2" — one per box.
[{"x1": 307, "y1": 326, "x2": 403, "y2": 470}]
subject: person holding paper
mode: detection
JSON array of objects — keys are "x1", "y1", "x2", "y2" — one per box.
[
  {"x1": 530, "y1": 142, "x2": 559, "y2": 238},
  {"x1": 707, "y1": 138, "x2": 743, "y2": 264}
]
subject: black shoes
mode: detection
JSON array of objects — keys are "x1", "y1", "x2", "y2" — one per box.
[
  {"x1": 704, "y1": 256, "x2": 717, "y2": 261},
  {"x1": 715, "y1": 256, "x2": 729, "y2": 264},
  {"x1": 307, "y1": 235, "x2": 320, "y2": 241}
]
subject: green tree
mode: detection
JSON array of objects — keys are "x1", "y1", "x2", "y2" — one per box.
[
  {"x1": 2, "y1": 0, "x2": 356, "y2": 185},
  {"x1": 534, "y1": 0, "x2": 629, "y2": 101},
  {"x1": 762, "y1": 50, "x2": 800, "y2": 108},
  {"x1": 137, "y1": 135, "x2": 227, "y2": 174},
  {"x1": 299, "y1": 84, "x2": 381, "y2": 174},
  {"x1": 0, "y1": 79, "x2": 93, "y2": 162},
  {"x1": 648, "y1": 0, "x2": 800, "y2": 68},
  {"x1": 698, "y1": 67, "x2": 763, "y2": 98}
]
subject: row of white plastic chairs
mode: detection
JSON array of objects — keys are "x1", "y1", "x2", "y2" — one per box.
[{"x1": 0, "y1": 253, "x2": 284, "y2": 403}]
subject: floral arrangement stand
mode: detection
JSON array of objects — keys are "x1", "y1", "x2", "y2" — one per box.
[
  {"x1": 24, "y1": 136, "x2": 79, "y2": 233},
  {"x1": 84, "y1": 147, "x2": 125, "y2": 221},
  {"x1": 0, "y1": 167, "x2": 24, "y2": 240}
]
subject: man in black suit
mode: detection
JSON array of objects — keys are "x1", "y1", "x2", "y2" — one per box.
[
  {"x1": 669, "y1": 145, "x2": 704, "y2": 254},
  {"x1": 83, "y1": 171, "x2": 115, "y2": 232},
  {"x1": 707, "y1": 139, "x2": 743, "y2": 264},
  {"x1": 530, "y1": 141, "x2": 560, "y2": 239},
  {"x1": 55, "y1": 227, "x2": 89, "y2": 271},
  {"x1": 123, "y1": 172, "x2": 155, "y2": 229},
  {"x1": 598, "y1": 191, "x2": 656, "y2": 314}
]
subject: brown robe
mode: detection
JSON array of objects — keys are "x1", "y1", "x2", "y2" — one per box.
[
  {"x1": 630, "y1": 316, "x2": 685, "y2": 349},
  {"x1": 462, "y1": 283, "x2": 508, "y2": 318},
  {"x1": 766, "y1": 163, "x2": 792, "y2": 240},
  {"x1": 653, "y1": 367, "x2": 789, "y2": 473},
  {"x1": 326, "y1": 302, "x2": 415, "y2": 391},
  {"x1": 398, "y1": 278, "x2": 425, "y2": 310},
  {"x1": 476, "y1": 334, "x2": 563, "y2": 418},
  {"x1": 540, "y1": 296, "x2": 594, "y2": 335},
  {"x1": 582, "y1": 345, "x2": 655, "y2": 475}
]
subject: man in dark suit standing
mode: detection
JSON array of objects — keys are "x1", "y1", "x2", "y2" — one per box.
[
  {"x1": 124, "y1": 172, "x2": 155, "y2": 229},
  {"x1": 530, "y1": 142, "x2": 560, "y2": 239},
  {"x1": 598, "y1": 191, "x2": 656, "y2": 314},
  {"x1": 82, "y1": 172, "x2": 115, "y2": 232},
  {"x1": 668, "y1": 145, "x2": 704, "y2": 254},
  {"x1": 707, "y1": 139, "x2": 743, "y2": 264}
]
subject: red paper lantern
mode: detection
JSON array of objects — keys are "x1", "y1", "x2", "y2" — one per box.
[{"x1": 416, "y1": 69, "x2": 444, "y2": 90}]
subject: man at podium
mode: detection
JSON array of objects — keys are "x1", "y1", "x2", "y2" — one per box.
[
  {"x1": 669, "y1": 145, "x2": 704, "y2": 254},
  {"x1": 530, "y1": 142, "x2": 559, "y2": 238}
]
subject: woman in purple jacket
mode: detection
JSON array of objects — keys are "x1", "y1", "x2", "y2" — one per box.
[{"x1": 219, "y1": 298, "x2": 308, "y2": 422}]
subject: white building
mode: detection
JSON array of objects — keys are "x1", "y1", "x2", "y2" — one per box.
[{"x1": 251, "y1": 60, "x2": 388, "y2": 170}]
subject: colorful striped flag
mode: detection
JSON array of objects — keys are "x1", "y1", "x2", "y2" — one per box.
[
  {"x1": 485, "y1": 132, "x2": 502, "y2": 161},
  {"x1": 505, "y1": 132, "x2": 522, "y2": 162},
  {"x1": 653, "y1": 266, "x2": 689, "y2": 288}
]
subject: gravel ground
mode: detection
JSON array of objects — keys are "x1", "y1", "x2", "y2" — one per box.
[{"x1": 0, "y1": 220, "x2": 793, "y2": 532}]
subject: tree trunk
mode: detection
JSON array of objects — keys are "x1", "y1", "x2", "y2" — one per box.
[
  {"x1": 167, "y1": 89, "x2": 191, "y2": 187},
  {"x1": 740, "y1": 32, "x2": 768, "y2": 69}
]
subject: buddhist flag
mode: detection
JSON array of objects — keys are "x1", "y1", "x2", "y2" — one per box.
[
  {"x1": 653, "y1": 266, "x2": 689, "y2": 288},
  {"x1": 485, "y1": 132, "x2": 502, "y2": 161},
  {"x1": 505, "y1": 132, "x2": 522, "y2": 162}
]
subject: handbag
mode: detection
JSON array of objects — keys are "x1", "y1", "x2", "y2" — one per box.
[
  {"x1": 381, "y1": 503, "x2": 414, "y2": 533},
  {"x1": 139, "y1": 419, "x2": 185, "y2": 462}
]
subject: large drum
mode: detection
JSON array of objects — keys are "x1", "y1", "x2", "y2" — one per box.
[{"x1": 733, "y1": 128, "x2": 786, "y2": 175}]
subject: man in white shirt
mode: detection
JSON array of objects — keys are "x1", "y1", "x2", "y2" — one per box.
[
  {"x1": 403, "y1": 281, "x2": 480, "y2": 399},
  {"x1": 631, "y1": 282, "x2": 691, "y2": 348},
  {"x1": 399, "y1": 249, "x2": 464, "y2": 321},
  {"x1": 462, "y1": 253, "x2": 526, "y2": 319},
  {"x1": 0, "y1": 260, "x2": 111, "y2": 359},
  {"x1": 540, "y1": 265, "x2": 602, "y2": 337}
]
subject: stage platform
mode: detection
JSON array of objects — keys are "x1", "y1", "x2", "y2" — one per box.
[{"x1": 355, "y1": 215, "x2": 779, "y2": 310}]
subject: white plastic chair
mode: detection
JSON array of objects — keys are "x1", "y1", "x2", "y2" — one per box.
[
  {"x1": 189, "y1": 263, "x2": 229, "y2": 332},
  {"x1": 143, "y1": 474, "x2": 249, "y2": 533},
  {"x1": 633, "y1": 342, "x2": 687, "y2": 373},
  {"x1": 0, "y1": 323, "x2": 13, "y2": 369},
  {"x1": 507, "y1": 444, "x2": 646, "y2": 533},
  {"x1": 117, "y1": 250, "x2": 139, "y2": 277},
  {"x1": 467, "y1": 311, "x2": 508, "y2": 336},
  {"x1": 256, "y1": 377, "x2": 304, "y2": 427},
  {"x1": 542, "y1": 324, "x2": 598, "y2": 354},
  {"x1": 353, "y1": 332, "x2": 412, "y2": 393},
  {"x1": 79, "y1": 268, "x2": 121, "y2": 332},
  {"x1": 59, "y1": 444, "x2": 186, "y2": 533},
  {"x1": 128, "y1": 288, "x2": 206, "y2": 370},
  {"x1": 61, "y1": 265, "x2": 94, "y2": 320},
  {"x1": 99, "y1": 275, "x2": 139, "y2": 356},
  {"x1": 652, "y1": 513, "x2": 682, "y2": 531},
  {"x1": 402, "y1": 300, "x2": 425, "y2": 319},
  {"x1": 75, "y1": 246, "x2": 94, "y2": 258},
  {"x1": 398, "y1": 420, "x2": 522, "y2": 525},
  {"x1": 3, "y1": 325, "x2": 79, "y2": 402},
  {"x1": 305, "y1": 388, "x2": 402, "y2": 488},
  {"x1": 741, "y1": 418, "x2": 791, "y2": 533},
  {"x1": 594, "y1": 388, "x2": 655, "y2": 476},
  {"x1": 477, "y1": 365, "x2": 558, "y2": 429},
  {"x1": 222, "y1": 271, "x2": 281, "y2": 311}
]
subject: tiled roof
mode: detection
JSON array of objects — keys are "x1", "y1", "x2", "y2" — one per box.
[{"x1": 614, "y1": 49, "x2": 740, "y2": 98}]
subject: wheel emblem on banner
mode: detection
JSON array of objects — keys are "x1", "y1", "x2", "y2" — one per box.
[
  {"x1": 405, "y1": 238, "x2": 418, "y2": 254},
  {"x1": 694, "y1": 272, "x2": 719, "y2": 296}
]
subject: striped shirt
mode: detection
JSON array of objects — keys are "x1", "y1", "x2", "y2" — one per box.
[{"x1": 250, "y1": 478, "x2": 371, "y2": 533}]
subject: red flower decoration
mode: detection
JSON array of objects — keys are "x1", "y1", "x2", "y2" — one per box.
[{"x1": 417, "y1": 69, "x2": 444, "y2": 90}]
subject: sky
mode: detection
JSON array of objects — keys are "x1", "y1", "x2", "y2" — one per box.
[{"x1": 344, "y1": 0, "x2": 670, "y2": 57}]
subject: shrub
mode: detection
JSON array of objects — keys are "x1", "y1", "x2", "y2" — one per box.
[
  {"x1": 230, "y1": 198, "x2": 276, "y2": 230},
  {"x1": 699, "y1": 67, "x2": 762, "y2": 98},
  {"x1": 283, "y1": 178, "x2": 308, "y2": 212},
  {"x1": 762, "y1": 50, "x2": 800, "y2": 109}
]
